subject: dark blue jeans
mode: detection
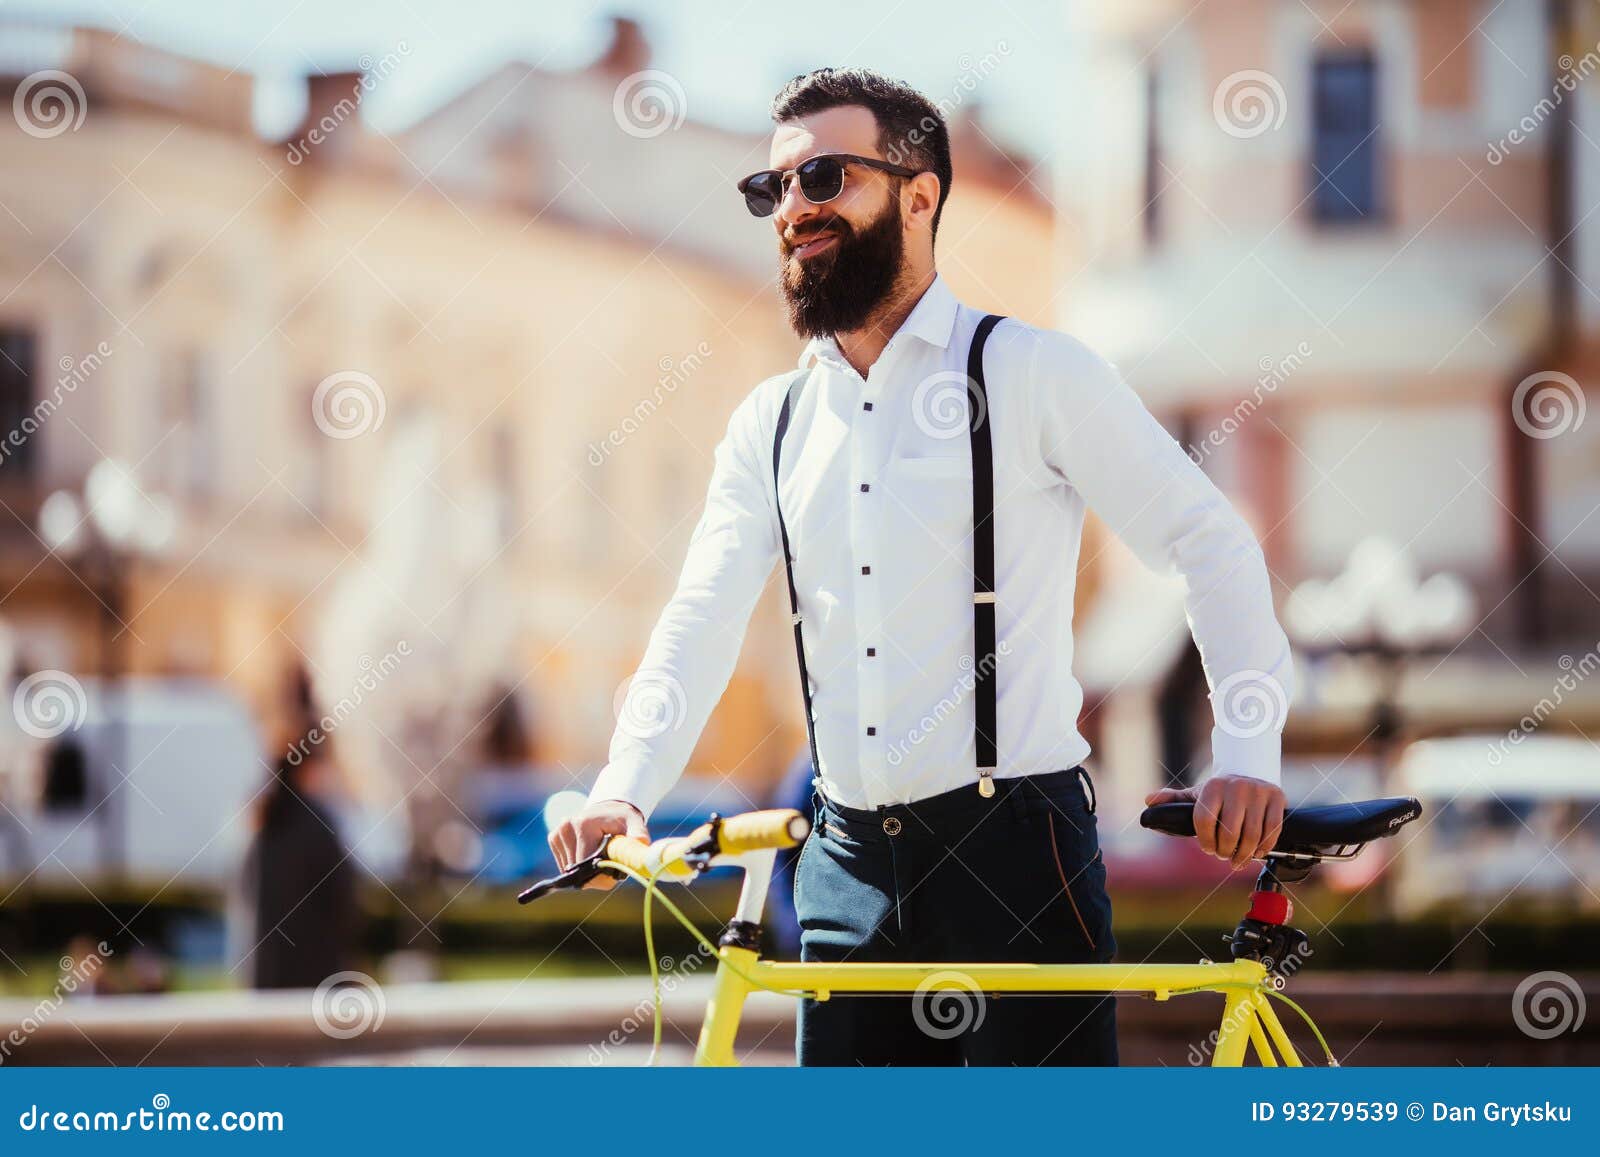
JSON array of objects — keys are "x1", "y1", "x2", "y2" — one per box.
[{"x1": 794, "y1": 767, "x2": 1118, "y2": 1066}]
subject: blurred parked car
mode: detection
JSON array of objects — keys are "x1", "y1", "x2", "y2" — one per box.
[
  {"x1": 1392, "y1": 735, "x2": 1600, "y2": 917},
  {"x1": 0, "y1": 678, "x2": 408, "y2": 895}
]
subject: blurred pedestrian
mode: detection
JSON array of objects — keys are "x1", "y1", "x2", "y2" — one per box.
[{"x1": 243, "y1": 743, "x2": 359, "y2": 989}]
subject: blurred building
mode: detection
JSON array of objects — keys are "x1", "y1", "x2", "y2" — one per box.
[
  {"x1": 1062, "y1": 0, "x2": 1600, "y2": 807},
  {"x1": 0, "y1": 18, "x2": 1056, "y2": 812}
]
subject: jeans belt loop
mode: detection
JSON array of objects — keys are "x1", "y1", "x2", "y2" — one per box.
[{"x1": 1077, "y1": 766, "x2": 1097, "y2": 815}]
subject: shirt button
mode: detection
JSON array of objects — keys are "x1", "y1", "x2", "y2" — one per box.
[
  {"x1": 860, "y1": 483, "x2": 870, "y2": 492},
  {"x1": 863, "y1": 402, "x2": 873, "y2": 412},
  {"x1": 866, "y1": 726, "x2": 877, "y2": 736},
  {"x1": 861, "y1": 566, "x2": 871, "y2": 575},
  {"x1": 866, "y1": 647, "x2": 876, "y2": 657},
  {"x1": 882, "y1": 816, "x2": 902, "y2": 836}
]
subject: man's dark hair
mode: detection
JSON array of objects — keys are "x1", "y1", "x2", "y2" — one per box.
[{"x1": 771, "y1": 68, "x2": 953, "y2": 240}]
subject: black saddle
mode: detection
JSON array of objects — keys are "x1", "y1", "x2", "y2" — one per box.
[{"x1": 1140, "y1": 796, "x2": 1422, "y2": 854}]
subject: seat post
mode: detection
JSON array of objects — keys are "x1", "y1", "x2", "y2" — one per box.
[{"x1": 1229, "y1": 858, "x2": 1313, "y2": 976}]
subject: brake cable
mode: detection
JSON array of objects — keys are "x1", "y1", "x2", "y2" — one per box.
[
  {"x1": 599, "y1": 858, "x2": 813, "y2": 1065},
  {"x1": 1163, "y1": 979, "x2": 1337, "y2": 1065}
]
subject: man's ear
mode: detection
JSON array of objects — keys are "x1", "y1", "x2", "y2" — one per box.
[{"x1": 903, "y1": 171, "x2": 941, "y2": 232}]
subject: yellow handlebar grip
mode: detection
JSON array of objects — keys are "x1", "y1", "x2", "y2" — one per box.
[
  {"x1": 716, "y1": 809, "x2": 810, "y2": 854},
  {"x1": 600, "y1": 834, "x2": 654, "y2": 875},
  {"x1": 600, "y1": 810, "x2": 810, "y2": 880},
  {"x1": 602, "y1": 834, "x2": 698, "y2": 878}
]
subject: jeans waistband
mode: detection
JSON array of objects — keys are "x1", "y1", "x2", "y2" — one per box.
[{"x1": 815, "y1": 767, "x2": 1093, "y2": 841}]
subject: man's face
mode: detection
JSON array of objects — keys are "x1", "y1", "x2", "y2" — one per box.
[{"x1": 768, "y1": 105, "x2": 905, "y2": 338}]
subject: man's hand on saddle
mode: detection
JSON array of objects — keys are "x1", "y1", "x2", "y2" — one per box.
[
  {"x1": 1144, "y1": 774, "x2": 1286, "y2": 869},
  {"x1": 547, "y1": 798, "x2": 650, "y2": 889}
]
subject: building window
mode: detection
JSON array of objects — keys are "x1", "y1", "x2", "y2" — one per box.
[
  {"x1": 1144, "y1": 65, "x2": 1163, "y2": 243},
  {"x1": 159, "y1": 350, "x2": 214, "y2": 499},
  {"x1": 491, "y1": 423, "x2": 519, "y2": 546},
  {"x1": 302, "y1": 381, "x2": 330, "y2": 517},
  {"x1": 1311, "y1": 52, "x2": 1380, "y2": 223},
  {"x1": 0, "y1": 327, "x2": 38, "y2": 478}
]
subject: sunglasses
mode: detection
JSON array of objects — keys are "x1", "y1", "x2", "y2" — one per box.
[{"x1": 737, "y1": 152, "x2": 920, "y2": 218}]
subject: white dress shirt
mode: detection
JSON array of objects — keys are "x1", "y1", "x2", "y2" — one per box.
[{"x1": 591, "y1": 275, "x2": 1293, "y2": 815}]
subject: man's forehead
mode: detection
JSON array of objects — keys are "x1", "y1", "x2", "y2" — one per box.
[{"x1": 769, "y1": 105, "x2": 880, "y2": 167}]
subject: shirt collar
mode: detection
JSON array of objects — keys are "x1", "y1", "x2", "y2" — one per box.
[{"x1": 796, "y1": 274, "x2": 962, "y2": 369}]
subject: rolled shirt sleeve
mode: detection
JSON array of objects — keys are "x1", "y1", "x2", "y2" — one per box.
[
  {"x1": 588, "y1": 382, "x2": 783, "y2": 817},
  {"x1": 1029, "y1": 331, "x2": 1293, "y2": 785}
]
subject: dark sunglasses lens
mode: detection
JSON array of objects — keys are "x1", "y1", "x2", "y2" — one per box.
[
  {"x1": 797, "y1": 157, "x2": 845, "y2": 203},
  {"x1": 742, "y1": 172, "x2": 781, "y2": 217}
]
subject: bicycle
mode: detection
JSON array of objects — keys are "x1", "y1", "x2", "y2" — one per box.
[{"x1": 517, "y1": 794, "x2": 1423, "y2": 1066}]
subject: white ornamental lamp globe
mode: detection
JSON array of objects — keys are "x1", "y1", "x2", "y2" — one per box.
[
  {"x1": 38, "y1": 489, "x2": 86, "y2": 554},
  {"x1": 83, "y1": 458, "x2": 142, "y2": 550}
]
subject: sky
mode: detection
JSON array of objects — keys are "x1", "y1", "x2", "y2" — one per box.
[{"x1": 12, "y1": 0, "x2": 1069, "y2": 156}]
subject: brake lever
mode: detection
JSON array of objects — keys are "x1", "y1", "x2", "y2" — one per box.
[{"x1": 516, "y1": 844, "x2": 623, "y2": 904}]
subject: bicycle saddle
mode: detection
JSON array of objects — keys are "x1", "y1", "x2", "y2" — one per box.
[{"x1": 1140, "y1": 796, "x2": 1422, "y2": 852}]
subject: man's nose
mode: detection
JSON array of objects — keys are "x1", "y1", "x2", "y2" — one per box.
[{"x1": 775, "y1": 176, "x2": 818, "y2": 233}]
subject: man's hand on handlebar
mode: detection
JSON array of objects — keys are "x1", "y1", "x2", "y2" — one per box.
[
  {"x1": 548, "y1": 798, "x2": 649, "y2": 888},
  {"x1": 1144, "y1": 774, "x2": 1285, "y2": 869}
]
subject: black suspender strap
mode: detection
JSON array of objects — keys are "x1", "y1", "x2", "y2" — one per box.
[
  {"x1": 772, "y1": 313, "x2": 1007, "y2": 796},
  {"x1": 773, "y1": 370, "x2": 821, "y2": 778},
  {"x1": 968, "y1": 314, "x2": 1005, "y2": 797}
]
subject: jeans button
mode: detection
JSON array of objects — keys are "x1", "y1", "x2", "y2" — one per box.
[{"x1": 882, "y1": 816, "x2": 902, "y2": 836}]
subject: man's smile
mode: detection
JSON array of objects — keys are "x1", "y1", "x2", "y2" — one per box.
[
  {"x1": 793, "y1": 234, "x2": 838, "y2": 259},
  {"x1": 788, "y1": 231, "x2": 839, "y2": 260}
]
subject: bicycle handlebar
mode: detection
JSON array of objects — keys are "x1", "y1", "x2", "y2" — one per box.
[
  {"x1": 517, "y1": 808, "x2": 811, "y2": 903},
  {"x1": 711, "y1": 808, "x2": 811, "y2": 854},
  {"x1": 603, "y1": 808, "x2": 810, "y2": 875}
]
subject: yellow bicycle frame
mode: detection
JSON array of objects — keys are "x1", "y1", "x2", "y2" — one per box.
[
  {"x1": 691, "y1": 948, "x2": 1301, "y2": 1066},
  {"x1": 595, "y1": 834, "x2": 1311, "y2": 1067}
]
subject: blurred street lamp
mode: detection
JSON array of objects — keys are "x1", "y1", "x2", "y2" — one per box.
[
  {"x1": 1285, "y1": 538, "x2": 1476, "y2": 781},
  {"x1": 38, "y1": 459, "x2": 176, "y2": 874}
]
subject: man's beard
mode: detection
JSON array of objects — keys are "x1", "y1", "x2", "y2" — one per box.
[{"x1": 779, "y1": 198, "x2": 905, "y2": 338}]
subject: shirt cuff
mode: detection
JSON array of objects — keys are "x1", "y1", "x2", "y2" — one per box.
[
  {"x1": 1208, "y1": 726, "x2": 1282, "y2": 786},
  {"x1": 588, "y1": 754, "x2": 668, "y2": 819}
]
